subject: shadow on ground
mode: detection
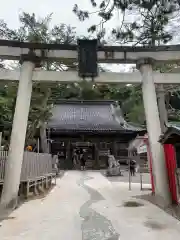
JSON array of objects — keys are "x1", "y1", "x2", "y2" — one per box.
[
  {"x1": 136, "y1": 193, "x2": 180, "y2": 221},
  {"x1": 77, "y1": 174, "x2": 120, "y2": 240}
]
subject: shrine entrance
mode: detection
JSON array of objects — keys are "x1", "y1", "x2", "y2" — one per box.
[{"x1": 70, "y1": 142, "x2": 96, "y2": 169}]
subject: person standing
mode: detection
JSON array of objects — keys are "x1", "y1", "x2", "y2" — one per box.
[
  {"x1": 56, "y1": 152, "x2": 61, "y2": 173},
  {"x1": 80, "y1": 149, "x2": 86, "y2": 170},
  {"x1": 130, "y1": 159, "x2": 136, "y2": 176},
  {"x1": 72, "y1": 149, "x2": 79, "y2": 169}
]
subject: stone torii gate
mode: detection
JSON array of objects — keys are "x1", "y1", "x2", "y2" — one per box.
[{"x1": 0, "y1": 40, "x2": 180, "y2": 208}]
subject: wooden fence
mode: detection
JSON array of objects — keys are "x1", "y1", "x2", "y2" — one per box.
[{"x1": 0, "y1": 151, "x2": 53, "y2": 183}]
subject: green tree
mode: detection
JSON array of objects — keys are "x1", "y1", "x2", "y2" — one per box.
[
  {"x1": 73, "y1": 0, "x2": 180, "y2": 124},
  {"x1": 73, "y1": 0, "x2": 178, "y2": 44},
  {"x1": 0, "y1": 12, "x2": 77, "y2": 147},
  {"x1": 0, "y1": 81, "x2": 17, "y2": 147}
]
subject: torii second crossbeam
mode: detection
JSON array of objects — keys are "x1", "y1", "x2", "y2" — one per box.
[{"x1": 0, "y1": 68, "x2": 180, "y2": 84}]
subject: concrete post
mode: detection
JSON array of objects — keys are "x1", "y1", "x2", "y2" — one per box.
[
  {"x1": 157, "y1": 84, "x2": 168, "y2": 133},
  {"x1": 1, "y1": 59, "x2": 35, "y2": 209},
  {"x1": 137, "y1": 58, "x2": 170, "y2": 204}
]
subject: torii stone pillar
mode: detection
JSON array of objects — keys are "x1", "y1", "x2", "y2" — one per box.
[
  {"x1": 1, "y1": 52, "x2": 40, "y2": 209},
  {"x1": 157, "y1": 84, "x2": 168, "y2": 133},
  {"x1": 137, "y1": 58, "x2": 170, "y2": 204}
]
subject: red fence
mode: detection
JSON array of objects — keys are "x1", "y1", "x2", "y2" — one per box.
[{"x1": 164, "y1": 144, "x2": 178, "y2": 204}]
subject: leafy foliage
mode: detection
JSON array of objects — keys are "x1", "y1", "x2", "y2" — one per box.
[
  {"x1": 73, "y1": 0, "x2": 179, "y2": 44},
  {"x1": 0, "y1": 12, "x2": 77, "y2": 147},
  {"x1": 0, "y1": 82, "x2": 17, "y2": 147},
  {"x1": 73, "y1": 0, "x2": 180, "y2": 125}
]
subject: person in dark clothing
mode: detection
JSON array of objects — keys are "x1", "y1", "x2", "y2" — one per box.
[
  {"x1": 130, "y1": 160, "x2": 136, "y2": 176},
  {"x1": 80, "y1": 149, "x2": 86, "y2": 170}
]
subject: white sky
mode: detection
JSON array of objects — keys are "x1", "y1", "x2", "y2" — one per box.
[{"x1": 1, "y1": 0, "x2": 97, "y2": 35}]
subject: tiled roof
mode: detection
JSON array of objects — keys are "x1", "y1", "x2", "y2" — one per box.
[
  {"x1": 48, "y1": 100, "x2": 144, "y2": 133},
  {"x1": 168, "y1": 122, "x2": 180, "y2": 130}
]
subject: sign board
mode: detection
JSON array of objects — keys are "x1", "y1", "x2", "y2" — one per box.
[
  {"x1": 74, "y1": 142, "x2": 93, "y2": 147},
  {"x1": 78, "y1": 39, "x2": 98, "y2": 78},
  {"x1": 99, "y1": 150, "x2": 109, "y2": 156}
]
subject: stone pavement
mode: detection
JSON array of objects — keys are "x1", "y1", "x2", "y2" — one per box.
[
  {"x1": 103, "y1": 169, "x2": 151, "y2": 184},
  {"x1": 0, "y1": 171, "x2": 180, "y2": 240}
]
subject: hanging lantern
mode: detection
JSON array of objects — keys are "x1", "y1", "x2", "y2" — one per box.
[{"x1": 78, "y1": 39, "x2": 98, "y2": 78}]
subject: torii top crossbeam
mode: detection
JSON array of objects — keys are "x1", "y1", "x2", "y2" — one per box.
[{"x1": 0, "y1": 39, "x2": 180, "y2": 63}]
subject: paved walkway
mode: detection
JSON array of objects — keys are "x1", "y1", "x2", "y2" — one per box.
[{"x1": 0, "y1": 171, "x2": 180, "y2": 240}]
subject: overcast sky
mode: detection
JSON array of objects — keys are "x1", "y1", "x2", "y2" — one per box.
[
  {"x1": 0, "y1": 0, "x2": 136, "y2": 72},
  {"x1": 1, "y1": 0, "x2": 104, "y2": 36}
]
